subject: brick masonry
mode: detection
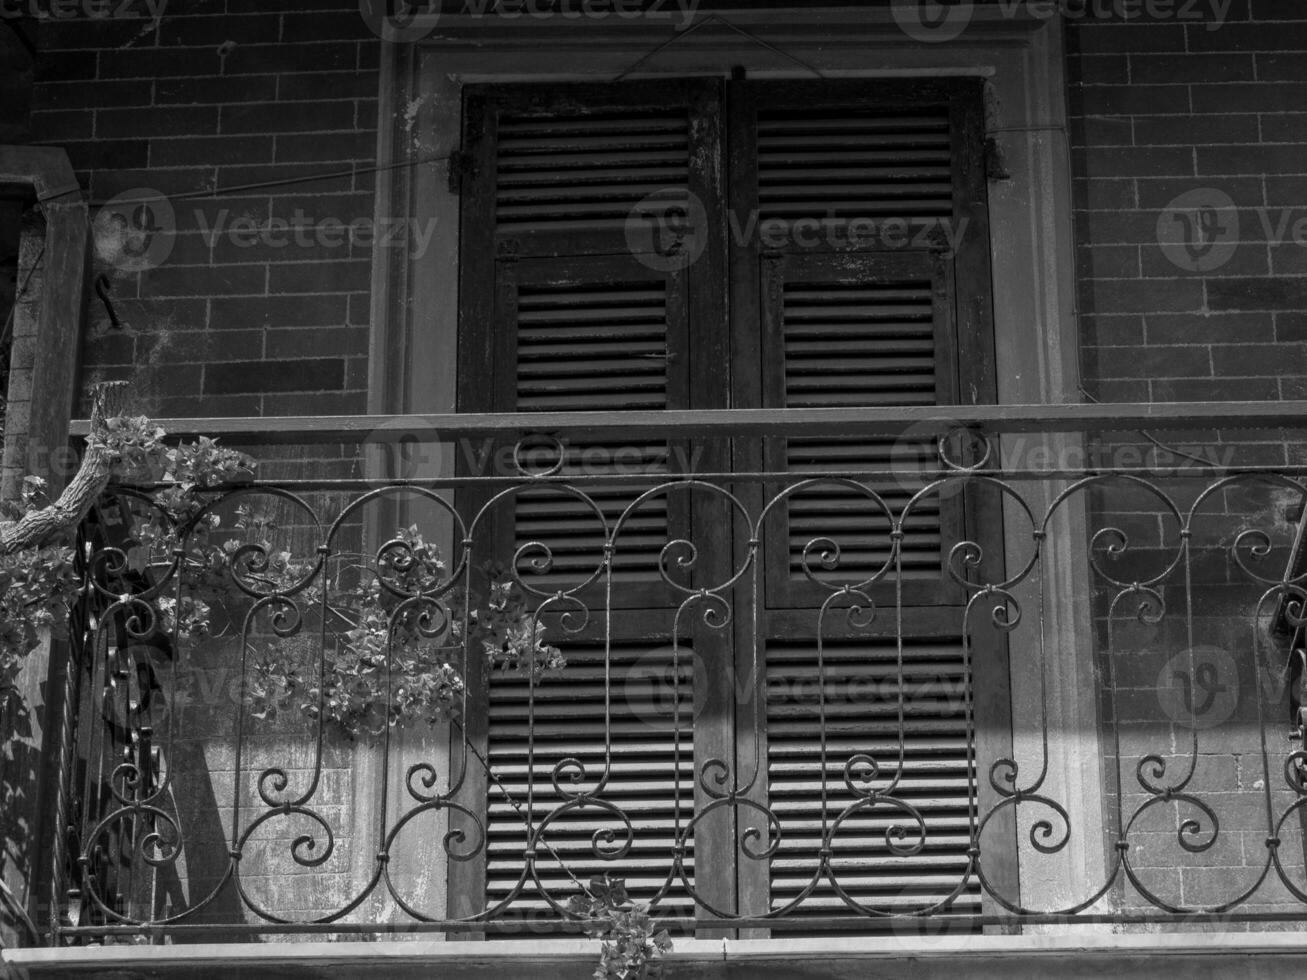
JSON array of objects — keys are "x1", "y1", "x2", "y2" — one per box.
[
  {"x1": 27, "y1": 0, "x2": 378, "y2": 421},
  {"x1": 1069, "y1": 0, "x2": 1307, "y2": 405},
  {"x1": 1068, "y1": 2, "x2": 1307, "y2": 921}
]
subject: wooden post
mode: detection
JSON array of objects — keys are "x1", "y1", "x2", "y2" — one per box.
[
  {"x1": 0, "y1": 147, "x2": 89, "y2": 502},
  {"x1": 0, "y1": 147, "x2": 88, "y2": 950}
]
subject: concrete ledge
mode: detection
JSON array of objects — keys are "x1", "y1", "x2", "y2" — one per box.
[{"x1": 7, "y1": 933, "x2": 1307, "y2": 980}]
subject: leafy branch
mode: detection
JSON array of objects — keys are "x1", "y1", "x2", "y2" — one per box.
[
  {"x1": 568, "y1": 876, "x2": 673, "y2": 980},
  {"x1": 0, "y1": 384, "x2": 568, "y2": 738}
]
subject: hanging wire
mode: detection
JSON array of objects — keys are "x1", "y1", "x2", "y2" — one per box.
[
  {"x1": 86, "y1": 153, "x2": 452, "y2": 209},
  {"x1": 1077, "y1": 386, "x2": 1223, "y2": 469},
  {"x1": 614, "y1": 13, "x2": 826, "y2": 81}
]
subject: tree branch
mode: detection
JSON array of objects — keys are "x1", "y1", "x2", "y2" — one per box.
[{"x1": 0, "y1": 382, "x2": 129, "y2": 556}]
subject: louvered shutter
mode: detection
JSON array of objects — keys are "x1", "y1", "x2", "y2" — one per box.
[
  {"x1": 725, "y1": 79, "x2": 1009, "y2": 926},
  {"x1": 489, "y1": 253, "x2": 693, "y2": 606},
  {"x1": 452, "y1": 77, "x2": 1011, "y2": 931},
  {"x1": 478, "y1": 256, "x2": 702, "y2": 918},
  {"x1": 760, "y1": 249, "x2": 963, "y2": 609},
  {"x1": 765, "y1": 629, "x2": 980, "y2": 922},
  {"x1": 453, "y1": 80, "x2": 732, "y2": 926}
]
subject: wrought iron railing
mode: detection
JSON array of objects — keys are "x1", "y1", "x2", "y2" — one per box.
[{"x1": 30, "y1": 405, "x2": 1307, "y2": 942}]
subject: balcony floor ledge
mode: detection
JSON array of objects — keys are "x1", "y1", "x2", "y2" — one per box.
[
  {"x1": 12, "y1": 935, "x2": 1307, "y2": 980},
  {"x1": 7, "y1": 932, "x2": 1307, "y2": 979}
]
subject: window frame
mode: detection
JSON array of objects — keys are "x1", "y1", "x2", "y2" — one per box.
[
  {"x1": 448, "y1": 71, "x2": 1015, "y2": 931},
  {"x1": 368, "y1": 9, "x2": 1100, "y2": 928}
]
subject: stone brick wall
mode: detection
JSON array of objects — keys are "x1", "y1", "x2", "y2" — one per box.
[
  {"x1": 1067, "y1": 1, "x2": 1307, "y2": 919},
  {"x1": 28, "y1": 0, "x2": 379, "y2": 421},
  {"x1": 1070, "y1": 0, "x2": 1307, "y2": 404}
]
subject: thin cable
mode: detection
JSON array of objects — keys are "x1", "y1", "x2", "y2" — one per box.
[
  {"x1": 1056, "y1": 106, "x2": 1226, "y2": 470},
  {"x1": 614, "y1": 13, "x2": 825, "y2": 81},
  {"x1": 0, "y1": 17, "x2": 35, "y2": 60},
  {"x1": 1078, "y1": 386, "x2": 1223, "y2": 468},
  {"x1": 448, "y1": 716, "x2": 595, "y2": 899},
  {"x1": 86, "y1": 153, "x2": 451, "y2": 209}
]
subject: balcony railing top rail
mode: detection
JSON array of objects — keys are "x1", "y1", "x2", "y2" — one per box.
[{"x1": 66, "y1": 400, "x2": 1307, "y2": 444}]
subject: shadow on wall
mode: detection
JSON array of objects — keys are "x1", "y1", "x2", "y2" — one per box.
[
  {"x1": 1, "y1": 18, "x2": 35, "y2": 436},
  {"x1": 0, "y1": 20, "x2": 34, "y2": 944}
]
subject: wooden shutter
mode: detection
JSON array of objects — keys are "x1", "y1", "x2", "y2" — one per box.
[
  {"x1": 453, "y1": 80, "x2": 735, "y2": 926},
  {"x1": 458, "y1": 79, "x2": 726, "y2": 606},
  {"x1": 488, "y1": 253, "x2": 694, "y2": 607},
  {"x1": 760, "y1": 249, "x2": 963, "y2": 609},
  {"x1": 725, "y1": 79, "x2": 1010, "y2": 926},
  {"x1": 453, "y1": 76, "x2": 1012, "y2": 931},
  {"x1": 765, "y1": 628, "x2": 981, "y2": 923}
]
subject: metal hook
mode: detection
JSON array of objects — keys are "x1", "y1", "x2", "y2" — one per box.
[{"x1": 94, "y1": 274, "x2": 125, "y2": 330}]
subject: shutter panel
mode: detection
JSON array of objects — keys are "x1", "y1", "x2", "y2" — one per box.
[
  {"x1": 727, "y1": 80, "x2": 1002, "y2": 928},
  {"x1": 761, "y1": 250, "x2": 962, "y2": 610},
  {"x1": 765, "y1": 632, "x2": 979, "y2": 923},
  {"x1": 456, "y1": 80, "x2": 733, "y2": 927},
  {"x1": 498, "y1": 255, "x2": 691, "y2": 604},
  {"x1": 465, "y1": 78, "x2": 718, "y2": 258}
]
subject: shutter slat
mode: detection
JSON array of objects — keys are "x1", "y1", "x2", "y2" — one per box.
[
  {"x1": 495, "y1": 108, "x2": 690, "y2": 234},
  {"x1": 757, "y1": 107, "x2": 952, "y2": 225}
]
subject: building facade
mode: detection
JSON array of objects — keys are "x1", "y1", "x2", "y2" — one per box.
[{"x1": 4, "y1": 1, "x2": 1307, "y2": 976}]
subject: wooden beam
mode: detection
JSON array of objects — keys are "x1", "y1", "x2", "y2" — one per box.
[{"x1": 0, "y1": 146, "x2": 81, "y2": 203}]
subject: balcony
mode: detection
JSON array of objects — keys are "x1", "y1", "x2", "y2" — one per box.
[{"x1": 5, "y1": 403, "x2": 1307, "y2": 976}]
